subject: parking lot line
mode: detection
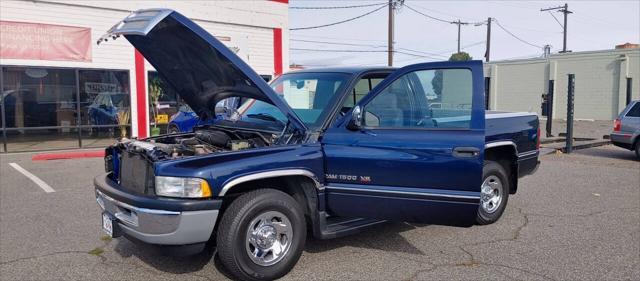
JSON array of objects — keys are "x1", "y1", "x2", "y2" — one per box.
[{"x1": 8, "y1": 163, "x2": 56, "y2": 193}]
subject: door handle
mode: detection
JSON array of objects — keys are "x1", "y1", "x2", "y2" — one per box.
[{"x1": 453, "y1": 147, "x2": 480, "y2": 158}]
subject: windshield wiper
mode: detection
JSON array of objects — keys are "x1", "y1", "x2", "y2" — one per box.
[{"x1": 246, "y1": 113, "x2": 285, "y2": 126}]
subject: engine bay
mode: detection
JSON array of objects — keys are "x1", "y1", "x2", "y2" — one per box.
[{"x1": 117, "y1": 128, "x2": 272, "y2": 161}]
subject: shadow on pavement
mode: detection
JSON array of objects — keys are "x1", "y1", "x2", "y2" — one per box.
[
  {"x1": 304, "y1": 221, "x2": 427, "y2": 256},
  {"x1": 576, "y1": 146, "x2": 638, "y2": 162},
  {"x1": 111, "y1": 221, "x2": 427, "y2": 276},
  {"x1": 113, "y1": 238, "x2": 217, "y2": 274}
]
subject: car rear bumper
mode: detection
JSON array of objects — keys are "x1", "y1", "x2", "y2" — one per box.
[
  {"x1": 94, "y1": 174, "x2": 221, "y2": 246},
  {"x1": 610, "y1": 133, "x2": 634, "y2": 150}
]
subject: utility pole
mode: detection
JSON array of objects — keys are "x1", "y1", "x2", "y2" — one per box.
[
  {"x1": 451, "y1": 20, "x2": 469, "y2": 54},
  {"x1": 388, "y1": 0, "x2": 394, "y2": 66},
  {"x1": 541, "y1": 3, "x2": 572, "y2": 53},
  {"x1": 484, "y1": 18, "x2": 492, "y2": 62}
]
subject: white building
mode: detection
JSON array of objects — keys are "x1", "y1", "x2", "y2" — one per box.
[
  {"x1": 484, "y1": 47, "x2": 640, "y2": 121},
  {"x1": 0, "y1": 0, "x2": 290, "y2": 152}
]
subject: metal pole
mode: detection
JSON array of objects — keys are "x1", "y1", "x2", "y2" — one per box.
[
  {"x1": 565, "y1": 74, "x2": 575, "y2": 153},
  {"x1": 626, "y1": 77, "x2": 633, "y2": 105},
  {"x1": 485, "y1": 18, "x2": 491, "y2": 62},
  {"x1": 562, "y1": 3, "x2": 568, "y2": 53},
  {"x1": 457, "y1": 20, "x2": 461, "y2": 53},
  {"x1": 484, "y1": 77, "x2": 490, "y2": 110},
  {"x1": 75, "y1": 69, "x2": 82, "y2": 148},
  {"x1": 546, "y1": 80, "x2": 554, "y2": 137},
  {"x1": 0, "y1": 66, "x2": 6, "y2": 153},
  {"x1": 388, "y1": 0, "x2": 394, "y2": 66}
]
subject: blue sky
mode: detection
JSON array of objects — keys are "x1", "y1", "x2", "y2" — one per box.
[{"x1": 289, "y1": 0, "x2": 640, "y2": 67}]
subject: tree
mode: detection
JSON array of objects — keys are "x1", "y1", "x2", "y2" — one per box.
[
  {"x1": 448, "y1": 52, "x2": 472, "y2": 61},
  {"x1": 432, "y1": 52, "x2": 473, "y2": 98}
]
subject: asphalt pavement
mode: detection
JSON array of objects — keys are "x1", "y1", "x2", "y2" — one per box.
[{"x1": 1, "y1": 145, "x2": 638, "y2": 280}]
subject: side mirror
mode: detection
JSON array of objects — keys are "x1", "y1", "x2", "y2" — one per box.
[{"x1": 346, "y1": 105, "x2": 363, "y2": 131}]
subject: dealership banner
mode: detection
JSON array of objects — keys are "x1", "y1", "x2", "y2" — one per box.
[{"x1": 0, "y1": 21, "x2": 91, "y2": 61}]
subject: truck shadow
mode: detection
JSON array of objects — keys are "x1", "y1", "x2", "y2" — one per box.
[
  {"x1": 112, "y1": 221, "x2": 427, "y2": 275},
  {"x1": 304, "y1": 221, "x2": 427, "y2": 255}
]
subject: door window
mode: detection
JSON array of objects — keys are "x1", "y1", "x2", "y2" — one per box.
[{"x1": 363, "y1": 69, "x2": 473, "y2": 129}]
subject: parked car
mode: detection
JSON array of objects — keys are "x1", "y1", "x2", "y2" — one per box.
[
  {"x1": 610, "y1": 100, "x2": 640, "y2": 159},
  {"x1": 95, "y1": 9, "x2": 540, "y2": 281},
  {"x1": 88, "y1": 92, "x2": 130, "y2": 125},
  {"x1": 167, "y1": 104, "x2": 200, "y2": 133}
]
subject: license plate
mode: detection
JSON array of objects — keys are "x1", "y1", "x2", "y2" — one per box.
[{"x1": 102, "y1": 213, "x2": 114, "y2": 237}]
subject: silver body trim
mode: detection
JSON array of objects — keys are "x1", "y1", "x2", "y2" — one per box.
[
  {"x1": 219, "y1": 169, "x2": 322, "y2": 196},
  {"x1": 325, "y1": 186, "x2": 480, "y2": 200},
  {"x1": 485, "y1": 140, "x2": 518, "y2": 154},
  {"x1": 486, "y1": 112, "x2": 538, "y2": 119},
  {"x1": 485, "y1": 140, "x2": 539, "y2": 159},
  {"x1": 518, "y1": 150, "x2": 539, "y2": 158}
]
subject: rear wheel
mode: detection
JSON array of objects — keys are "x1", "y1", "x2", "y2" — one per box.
[
  {"x1": 635, "y1": 140, "x2": 640, "y2": 160},
  {"x1": 476, "y1": 160, "x2": 510, "y2": 225},
  {"x1": 216, "y1": 189, "x2": 306, "y2": 281}
]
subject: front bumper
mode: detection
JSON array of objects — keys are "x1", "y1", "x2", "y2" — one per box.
[{"x1": 94, "y1": 174, "x2": 221, "y2": 246}]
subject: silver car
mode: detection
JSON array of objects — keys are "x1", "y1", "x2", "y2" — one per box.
[{"x1": 610, "y1": 100, "x2": 640, "y2": 159}]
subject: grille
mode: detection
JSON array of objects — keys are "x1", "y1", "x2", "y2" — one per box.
[{"x1": 119, "y1": 152, "x2": 154, "y2": 195}]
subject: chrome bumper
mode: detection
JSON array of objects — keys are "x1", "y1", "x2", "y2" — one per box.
[{"x1": 96, "y1": 190, "x2": 218, "y2": 245}]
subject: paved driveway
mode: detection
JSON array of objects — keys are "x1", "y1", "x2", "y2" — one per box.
[{"x1": 1, "y1": 145, "x2": 638, "y2": 280}]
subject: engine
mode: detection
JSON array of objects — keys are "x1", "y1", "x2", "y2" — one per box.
[{"x1": 119, "y1": 128, "x2": 269, "y2": 160}]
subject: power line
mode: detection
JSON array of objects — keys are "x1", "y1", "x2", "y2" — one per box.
[
  {"x1": 291, "y1": 34, "x2": 387, "y2": 43},
  {"x1": 289, "y1": 2, "x2": 386, "y2": 10},
  {"x1": 290, "y1": 4, "x2": 388, "y2": 30},
  {"x1": 493, "y1": 19, "x2": 543, "y2": 49},
  {"x1": 291, "y1": 48, "x2": 437, "y2": 58},
  {"x1": 403, "y1": 4, "x2": 453, "y2": 24},
  {"x1": 291, "y1": 39, "x2": 385, "y2": 48},
  {"x1": 547, "y1": 11, "x2": 564, "y2": 29}
]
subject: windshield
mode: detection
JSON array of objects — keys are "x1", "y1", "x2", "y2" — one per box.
[{"x1": 235, "y1": 72, "x2": 350, "y2": 130}]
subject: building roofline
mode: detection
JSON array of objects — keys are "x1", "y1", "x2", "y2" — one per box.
[{"x1": 486, "y1": 47, "x2": 640, "y2": 65}]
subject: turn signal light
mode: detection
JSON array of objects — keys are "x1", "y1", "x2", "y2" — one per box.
[{"x1": 613, "y1": 119, "x2": 621, "y2": 132}]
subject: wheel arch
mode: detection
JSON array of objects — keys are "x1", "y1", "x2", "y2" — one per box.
[
  {"x1": 484, "y1": 141, "x2": 518, "y2": 194},
  {"x1": 218, "y1": 169, "x2": 322, "y2": 224}
]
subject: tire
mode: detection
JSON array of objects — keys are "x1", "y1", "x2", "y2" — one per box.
[
  {"x1": 634, "y1": 141, "x2": 640, "y2": 160},
  {"x1": 476, "y1": 160, "x2": 510, "y2": 225},
  {"x1": 216, "y1": 189, "x2": 306, "y2": 281},
  {"x1": 167, "y1": 124, "x2": 179, "y2": 134}
]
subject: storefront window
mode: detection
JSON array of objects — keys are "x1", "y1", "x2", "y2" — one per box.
[
  {"x1": 148, "y1": 71, "x2": 180, "y2": 134},
  {"x1": 2, "y1": 67, "x2": 77, "y2": 128},
  {"x1": 79, "y1": 70, "x2": 131, "y2": 145},
  {"x1": 0, "y1": 67, "x2": 130, "y2": 152}
]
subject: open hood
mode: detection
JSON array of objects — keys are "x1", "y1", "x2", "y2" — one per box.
[{"x1": 99, "y1": 9, "x2": 306, "y2": 132}]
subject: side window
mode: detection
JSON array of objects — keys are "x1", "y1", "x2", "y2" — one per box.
[
  {"x1": 363, "y1": 68, "x2": 473, "y2": 129},
  {"x1": 626, "y1": 103, "x2": 640, "y2": 117},
  {"x1": 342, "y1": 76, "x2": 386, "y2": 112}
]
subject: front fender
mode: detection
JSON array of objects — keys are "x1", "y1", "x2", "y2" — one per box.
[{"x1": 154, "y1": 144, "x2": 324, "y2": 196}]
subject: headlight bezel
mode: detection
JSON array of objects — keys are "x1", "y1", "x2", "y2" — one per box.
[{"x1": 155, "y1": 176, "x2": 212, "y2": 198}]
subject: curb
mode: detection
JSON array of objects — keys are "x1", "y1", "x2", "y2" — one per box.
[
  {"x1": 559, "y1": 140, "x2": 612, "y2": 153},
  {"x1": 32, "y1": 150, "x2": 105, "y2": 161}
]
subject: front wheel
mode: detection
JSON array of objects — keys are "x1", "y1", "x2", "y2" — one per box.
[
  {"x1": 476, "y1": 160, "x2": 510, "y2": 225},
  {"x1": 216, "y1": 189, "x2": 306, "y2": 281}
]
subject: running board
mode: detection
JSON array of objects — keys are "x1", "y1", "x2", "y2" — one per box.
[{"x1": 314, "y1": 211, "x2": 387, "y2": 239}]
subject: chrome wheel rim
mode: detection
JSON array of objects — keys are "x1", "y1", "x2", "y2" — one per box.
[
  {"x1": 481, "y1": 175, "x2": 503, "y2": 214},
  {"x1": 245, "y1": 211, "x2": 293, "y2": 266}
]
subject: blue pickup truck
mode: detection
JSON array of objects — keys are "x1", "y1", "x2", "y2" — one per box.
[{"x1": 95, "y1": 9, "x2": 540, "y2": 281}]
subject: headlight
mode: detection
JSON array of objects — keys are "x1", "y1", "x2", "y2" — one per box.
[{"x1": 155, "y1": 176, "x2": 212, "y2": 198}]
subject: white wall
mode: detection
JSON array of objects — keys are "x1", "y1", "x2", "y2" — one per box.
[
  {"x1": 0, "y1": 0, "x2": 289, "y2": 136},
  {"x1": 485, "y1": 48, "x2": 640, "y2": 120}
]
